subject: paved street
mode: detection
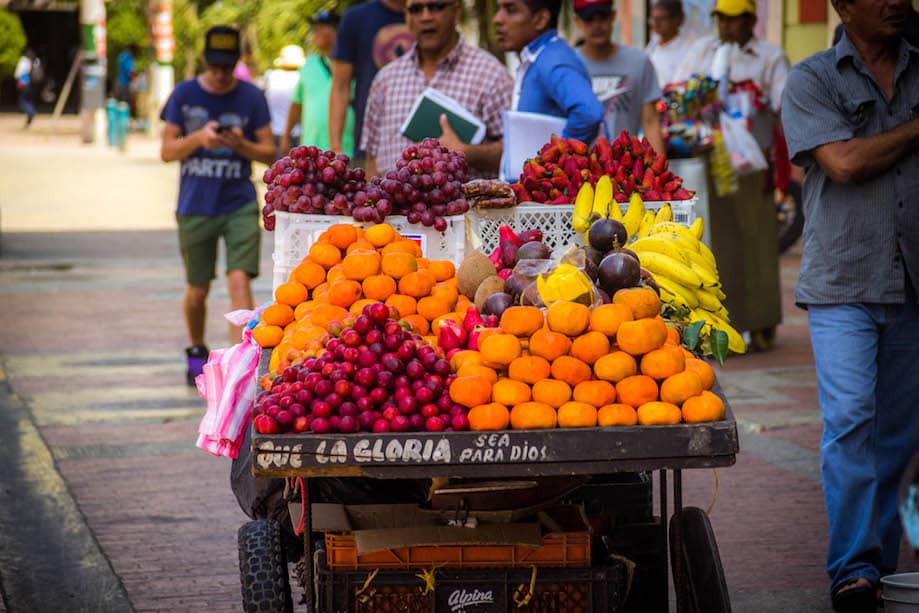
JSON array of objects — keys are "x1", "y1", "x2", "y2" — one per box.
[{"x1": 0, "y1": 114, "x2": 916, "y2": 612}]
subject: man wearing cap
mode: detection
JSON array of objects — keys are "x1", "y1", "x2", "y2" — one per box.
[
  {"x1": 361, "y1": 0, "x2": 513, "y2": 178},
  {"x1": 160, "y1": 26, "x2": 275, "y2": 385},
  {"x1": 676, "y1": 0, "x2": 789, "y2": 115},
  {"x1": 280, "y1": 12, "x2": 355, "y2": 155},
  {"x1": 572, "y1": 0, "x2": 665, "y2": 154},
  {"x1": 265, "y1": 44, "x2": 305, "y2": 157},
  {"x1": 329, "y1": 0, "x2": 414, "y2": 160},
  {"x1": 782, "y1": 0, "x2": 919, "y2": 610},
  {"x1": 645, "y1": 0, "x2": 695, "y2": 88},
  {"x1": 493, "y1": 0, "x2": 604, "y2": 145}
]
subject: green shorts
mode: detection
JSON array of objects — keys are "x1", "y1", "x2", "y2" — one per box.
[{"x1": 176, "y1": 200, "x2": 261, "y2": 286}]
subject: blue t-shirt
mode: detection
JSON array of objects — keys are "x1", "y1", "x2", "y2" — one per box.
[
  {"x1": 117, "y1": 51, "x2": 135, "y2": 88},
  {"x1": 515, "y1": 30, "x2": 605, "y2": 143},
  {"x1": 160, "y1": 78, "x2": 271, "y2": 216},
  {"x1": 332, "y1": 0, "x2": 413, "y2": 157}
]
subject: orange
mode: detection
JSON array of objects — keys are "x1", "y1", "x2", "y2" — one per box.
[
  {"x1": 532, "y1": 379, "x2": 572, "y2": 408},
  {"x1": 616, "y1": 317, "x2": 669, "y2": 356},
  {"x1": 507, "y1": 355, "x2": 551, "y2": 385},
  {"x1": 573, "y1": 380, "x2": 617, "y2": 407},
  {"x1": 612, "y1": 287, "x2": 662, "y2": 319},
  {"x1": 665, "y1": 325, "x2": 681, "y2": 346},
  {"x1": 362, "y1": 275, "x2": 398, "y2": 301},
  {"x1": 684, "y1": 358, "x2": 715, "y2": 390},
  {"x1": 416, "y1": 257, "x2": 430, "y2": 269},
  {"x1": 449, "y1": 375, "x2": 493, "y2": 408},
  {"x1": 479, "y1": 333, "x2": 522, "y2": 368},
  {"x1": 569, "y1": 331, "x2": 611, "y2": 365},
  {"x1": 401, "y1": 314, "x2": 429, "y2": 336},
  {"x1": 253, "y1": 324, "x2": 284, "y2": 347},
  {"x1": 292, "y1": 260, "x2": 326, "y2": 289},
  {"x1": 341, "y1": 250, "x2": 381, "y2": 281},
  {"x1": 381, "y1": 251, "x2": 418, "y2": 279},
  {"x1": 456, "y1": 363, "x2": 499, "y2": 384},
  {"x1": 557, "y1": 401, "x2": 598, "y2": 428},
  {"x1": 637, "y1": 401, "x2": 683, "y2": 425},
  {"x1": 294, "y1": 301, "x2": 315, "y2": 322},
  {"x1": 588, "y1": 303, "x2": 634, "y2": 337},
  {"x1": 528, "y1": 328, "x2": 573, "y2": 362},
  {"x1": 492, "y1": 378, "x2": 532, "y2": 406},
  {"x1": 639, "y1": 346, "x2": 686, "y2": 380},
  {"x1": 364, "y1": 223, "x2": 397, "y2": 247},
  {"x1": 262, "y1": 303, "x2": 295, "y2": 327},
  {"x1": 550, "y1": 356, "x2": 592, "y2": 387},
  {"x1": 399, "y1": 271, "x2": 436, "y2": 298},
  {"x1": 500, "y1": 306, "x2": 545, "y2": 337},
  {"x1": 468, "y1": 402, "x2": 510, "y2": 431},
  {"x1": 430, "y1": 283, "x2": 459, "y2": 309},
  {"x1": 328, "y1": 279, "x2": 362, "y2": 308},
  {"x1": 309, "y1": 303, "x2": 349, "y2": 329},
  {"x1": 597, "y1": 404, "x2": 638, "y2": 427},
  {"x1": 510, "y1": 401, "x2": 557, "y2": 429},
  {"x1": 346, "y1": 239, "x2": 375, "y2": 255},
  {"x1": 292, "y1": 325, "x2": 325, "y2": 349},
  {"x1": 275, "y1": 281, "x2": 308, "y2": 307},
  {"x1": 660, "y1": 371, "x2": 704, "y2": 406},
  {"x1": 325, "y1": 223, "x2": 359, "y2": 249},
  {"x1": 417, "y1": 296, "x2": 451, "y2": 322},
  {"x1": 450, "y1": 350, "x2": 483, "y2": 371},
  {"x1": 382, "y1": 239, "x2": 422, "y2": 257},
  {"x1": 309, "y1": 242, "x2": 342, "y2": 269},
  {"x1": 428, "y1": 260, "x2": 456, "y2": 282},
  {"x1": 681, "y1": 390, "x2": 726, "y2": 423},
  {"x1": 546, "y1": 301, "x2": 590, "y2": 336},
  {"x1": 615, "y1": 375, "x2": 659, "y2": 408},
  {"x1": 325, "y1": 264, "x2": 346, "y2": 284},
  {"x1": 593, "y1": 351, "x2": 638, "y2": 383},
  {"x1": 385, "y1": 294, "x2": 417, "y2": 317}
]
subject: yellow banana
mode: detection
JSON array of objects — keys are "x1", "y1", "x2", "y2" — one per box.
[
  {"x1": 695, "y1": 287, "x2": 724, "y2": 312},
  {"x1": 640, "y1": 251, "x2": 703, "y2": 289},
  {"x1": 659, "y1": 286, "x2": 691, "y2": 310},
  {"x1": 689, "y1": 260, "x2": 720, "y2": 287},
  {"x1": 653, "y1": 203, "x2": 672, "y2": 224},
  {"x1": 656, "y1": 274, "x2": 700, "y2": 308},
  {"x1": 649, "y1": 221, "x2": 701, "y2": 245},
  {"x1": 692, "y1": 309, "x2": 746, "y2": 354},
  {"x1": 634, "y1": 210, "x2": 656, "y2": 240},
  {"x1": 622, "y1": 192, "x2": 646, "y2": 240},
  {"x1": 646, "y1": 231, "x2": 701, "y2": 254},
  {"x1": 690, "y1": 217, "x2": 704, "y2": 240},
  {"x1": 572, "y1": 183, "x2": 594, "y2": 233},
  {"x1": 683, "y1": 248, "x2": 718, "y2": 277},
  {"x1": 697, "y1": 240, "x2": 718, "y2": 270},
  {"x1": 630, "y1": 236, "x2": 688, "y2": 263},
  {"x1": 592, "y1": 175, "x2": 612, "y2": 219}
]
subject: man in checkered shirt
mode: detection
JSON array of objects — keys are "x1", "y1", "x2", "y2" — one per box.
[{"x1": 361, "y1": 0, "x2": 514, "y2": 178}]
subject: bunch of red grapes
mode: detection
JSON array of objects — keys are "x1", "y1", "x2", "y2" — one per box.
[
  {"x1": 252, "y1": 302, "x2": 470, "y2": 435},
  {"x1": 355, "y1": 138, "x2": 470, "y2": 231},
  {"x1": 261, "y1": 146, "x2": 366, "y2": 231}
]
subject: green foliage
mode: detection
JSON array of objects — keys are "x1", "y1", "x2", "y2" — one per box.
[
  {"x1": 173, "y1": 0, "x2": 203, "y2": 79},
  {"x1": 107, "y1": 0, "x2": 148, "y2": 85},
  {"x1": 0, "y1": 9, "x2": 26, "y2": 78},
  {"x1": 253, "y1": 0, "x2": 335, "y2": 71}
]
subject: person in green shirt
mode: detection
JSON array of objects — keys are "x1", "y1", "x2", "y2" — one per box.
[{"x1": 280, "y1": 11, "x2": 355, "y2": 155}]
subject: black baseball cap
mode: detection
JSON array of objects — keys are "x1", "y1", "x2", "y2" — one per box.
[
  {"x1": 204, "y1": 26, "x2": 241, "y2": 66},
  {"x1": 309, "y1": 10, "x2": 340, "y2": 26}
]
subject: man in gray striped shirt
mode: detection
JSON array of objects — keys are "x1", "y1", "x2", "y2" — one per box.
[{"x1": 781, "y1": 1, "x2": 919, "y2": 611}]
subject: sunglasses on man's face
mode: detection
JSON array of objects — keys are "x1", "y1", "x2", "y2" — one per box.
[{"x1": 406, "y1": 1, "x2": 454, "y2": 15}]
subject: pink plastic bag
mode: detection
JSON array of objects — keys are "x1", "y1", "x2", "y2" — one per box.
[{"x1": 195, "y1": 308, "x2": 263, "y2": 459}]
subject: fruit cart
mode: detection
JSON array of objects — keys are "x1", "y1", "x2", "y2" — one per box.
[{"x1": 241, "y1": 352, "x2": 738, "y2": 613}]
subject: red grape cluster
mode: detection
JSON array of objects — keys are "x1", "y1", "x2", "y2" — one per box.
[
  {"x1": 354, "y1": 138, "x2": 471, "y2": 231},
  {"x1": 261, "y1": 146, "x2": 366, "y2": 230},
  {"x1": 252, "y1": 302, "x2": 469, "y2": 435}
]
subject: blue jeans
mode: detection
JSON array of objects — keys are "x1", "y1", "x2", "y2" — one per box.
[
  {"x1": 17, "y1": 84, "x2": 36, "y2": 120},
  {"x1": 808, "y1": 300, "x2": 919, "y2": 591}
]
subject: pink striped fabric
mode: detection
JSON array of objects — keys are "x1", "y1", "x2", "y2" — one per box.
[{"x1": 195, "y1": 309, "x2": 262, "y2": 458}]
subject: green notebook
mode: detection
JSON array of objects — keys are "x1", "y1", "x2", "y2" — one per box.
[{"x1": 400, "y1": 87, "x2": 487, "y2": 145}]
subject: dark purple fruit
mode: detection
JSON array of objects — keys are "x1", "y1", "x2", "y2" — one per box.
[
  {"x1": 582, "y1": 246, "x2": 605, "y2": 267},
  {"x1": 516, "y1": 241, "x2": 552, "y2": 261},
  {"x1": 504, "y1": 273, "x2": 528, "y2": 300},
  {"x1": 519, "y1": 282, "x2": 545, "y2": 308},
  {"x1": 582, "y1": 256, "x2": 599, "y2": 282},
  {"x1": 588, "y1": 219, "x2": 628, "y2": 252},
  {"x1": 483, "y1": 292, "x2": 514, "y2": 317},
  {"x1": 598, "y1": 252, "x2": 641, "y2": 294},
  {"x1": 500, "y1": 240, "x2": 518, "y2": 268},
  {"x1": 594, "y1": 287, "x2": 611, "y2": 305},
  {"x1": 620, "y1": 248, "x2": 640, "y2": 265}
]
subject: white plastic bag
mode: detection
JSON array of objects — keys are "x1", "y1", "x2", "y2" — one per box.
[{"x1": 719, "y1": 112, "x2": 768, "y2": 176}]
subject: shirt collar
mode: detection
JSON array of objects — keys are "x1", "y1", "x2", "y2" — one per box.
[
  {"x1": 835, "y1": 28, "x2": 919, "y2": 67},
  {"x1": 409, "y1": 34, "x2": 467, "y2": 71},
  {"x1": 521, "y1": 29, "x2": 558, "y2": 64}
]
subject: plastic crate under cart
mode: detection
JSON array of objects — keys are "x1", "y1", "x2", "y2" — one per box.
[
  {"x1": 466, "y1": 199, "x2": 696, "y2": 255},
  {"x1": 316, "y1": 550, "x2": 630, "y2": 613},
  {"x1": 271, "y1": 212, "x2": 466, "y2": 290}
]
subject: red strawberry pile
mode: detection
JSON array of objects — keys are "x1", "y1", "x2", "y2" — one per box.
[{"x1": 512, "y1": 131, "x2": 694, "y2": 204}]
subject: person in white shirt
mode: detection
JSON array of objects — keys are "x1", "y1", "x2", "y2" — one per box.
[
  {"x1": 675, "y1": 0, "x2": 789, "y2": 114},
  {"x1": 645, "y1": 0, "x2": 694, "y2": 88},
  {"x1": 263, "y1": 45, "x2": 305, "y2": 157}
]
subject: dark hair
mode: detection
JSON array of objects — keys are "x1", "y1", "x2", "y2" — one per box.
[
  {"x1": 652, "y1": 0, "x2": 683, "y2": 19},
  {"x1": 521, "y1": 0, "x2": 562, "y2": 28}
]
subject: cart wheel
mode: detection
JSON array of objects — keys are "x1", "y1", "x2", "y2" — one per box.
[
  {"x1": 750, "y1": 327, "x2": 776, "y2": 352},
  {"x1": 669, "y1": 507, "x2": 732, "y2": 613},
  {"x1": 238, "y1": 519, "x2": 294, "y2": 613}
]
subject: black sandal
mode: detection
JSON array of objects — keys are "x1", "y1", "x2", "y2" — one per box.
[{"x1": 831, "y1": 579, "x2": 877, "y2": 613}]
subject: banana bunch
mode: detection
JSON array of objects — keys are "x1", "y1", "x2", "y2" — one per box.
[
  {"x1": 571, "y1": 177, "x2": 647, "y2": 239},
  {"x1": 630, "y1": 217, "x2": 745, "y2": 354}
]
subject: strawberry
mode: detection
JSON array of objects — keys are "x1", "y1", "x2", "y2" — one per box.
[
  {"x1": 531, "y1": 190, "x2": 547, "y2": 202},
  {"x1": 650, "y1": 156, "x2": 666, "y2": 175},
  {"x1": 549, "y1": 195, "x2": 570, "y2": 204},
  {"x1": 632, "y1": 138, "x2": 644, "y2": 157},
  {"x1": 568, "y1": 138, "x2": 588, "y2": 155},
  {"x1": 632, "y1": 158, "x2": 644, "y2": 179},
  {"x1": 643, "y1": 168, "x2": 655, "y2": 186},
  {"x1": 551, "y1": 174, "x2": 569, "y2": 189},
  {"x1": 673, "y1": 188, "x2": 693, "y2": 200},
  {"x1": 643, "y1": 190, "x2": 661, "y2": 201},
  {"x1": 563, "y1": 157, "x2": 579, "y2": 178},
  {"x1": 621, "y1": 151, "x2": 633, "y2": 169},
  {"x1": 663, "y1": 179, "x2": 680, "y2": 193},
  {"x1": 661, "y1": 191, "x2": 673, "y2": 200},
  {"x1": 614, "y1": 192, "x2": 628, "y2": 203},
  {"x1": 542, "y1": 147, "x2": 560, "y2": 163}
]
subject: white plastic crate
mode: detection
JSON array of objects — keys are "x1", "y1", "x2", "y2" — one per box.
[
  {"x1": 271, "y1": 212, "x2": 466, "y2": 290},
  {"x1": 466, "y1": 198, "x2": 696, "y2": 255}
]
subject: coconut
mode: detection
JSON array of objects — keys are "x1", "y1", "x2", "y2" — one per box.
[
  {"x1": 457, "y1": 251, "x2": 498, "y2": 298},
  {"x1": 473, "y1": 275, "x2": 506, "y2": 312}
]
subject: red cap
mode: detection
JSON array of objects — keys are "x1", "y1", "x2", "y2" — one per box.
[{"x1": 573, "y1": 0, "x2": 613, "y2": 18}]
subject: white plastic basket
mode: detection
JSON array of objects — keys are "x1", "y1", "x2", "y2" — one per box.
[
  {"x1": 466, "y1": 198, "x2": 696, "y2": 255},
  {"x1": 271, "y1": 212, "x2": 466, "y2": 290}
]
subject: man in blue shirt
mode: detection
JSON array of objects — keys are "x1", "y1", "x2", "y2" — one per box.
[
  {"x1": 160, "y1": 26, "x2": 275, "y2": 385},
  {"x1": 116, "y1": 44, "x2": 138, "y2": 115},
  {"x1": 493, "y1": 0, "x2": 604, "y2": 143}
]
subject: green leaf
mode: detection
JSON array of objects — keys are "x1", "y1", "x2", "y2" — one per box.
[
  {"x1": 710, "y1": 329, "x2": 729, "y2": 365},
  {"x1": 683, "y1": 320, "x2": 705, "y2": 350}
]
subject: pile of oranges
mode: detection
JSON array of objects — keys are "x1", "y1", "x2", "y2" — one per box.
[
  {"x1": 254, "y1": 223, "x2": 469, "y2": 375},
  {"x1": 447, "y1": 287, "x2": 725, "y2": 431}
]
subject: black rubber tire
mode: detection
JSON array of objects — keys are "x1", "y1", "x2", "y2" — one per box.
[
  {"x1": 777, "y1": 180, "x2": 804, "y2": 254},
  {"x1": 238, "y1": 519, "x2": 293, "y2": 613},
  {"x1": 670, "y1": 507, "x2": 732, "y2": 613}
]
